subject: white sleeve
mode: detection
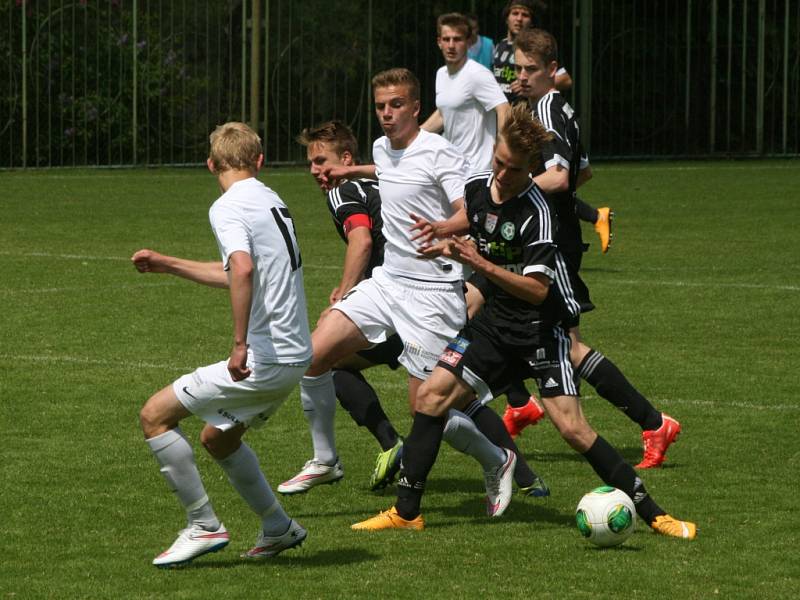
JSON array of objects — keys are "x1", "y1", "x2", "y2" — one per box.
[
  {"x1": 434, "y1": 144, "x2": 468, "y2": 204},
  {"x1": 210, "y1": 204, "x2": 251, "y2": 270},
  {"x1": 471, "y1": 64, "x2": 508, "y2": 112}
]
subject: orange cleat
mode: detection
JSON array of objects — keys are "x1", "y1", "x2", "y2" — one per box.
[
  {"x1": 351, "y1": 506, "x2": 424, "y2": 531},
  {"x1": 594, "y1": 207, "x2": 614, "y2": 253}
]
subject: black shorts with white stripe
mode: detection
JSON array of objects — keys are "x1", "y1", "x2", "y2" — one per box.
[
  {"x1": 559, "y1": 250, "x2": 595, "y2": 329},
  {"x1": 436, "y1": 317, "x2": 579, "y2": 404}
]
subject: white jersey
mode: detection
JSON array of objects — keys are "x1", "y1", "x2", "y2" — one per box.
[
  {"x1": 373, "y1": 129, "x2": 468, "y2": 282},
  {"x1": 435, "y1": 60, "x2": 507, "y2": 173},
  {"x1": 209, "y1": 177, "x2": 312, "y2": 364}
]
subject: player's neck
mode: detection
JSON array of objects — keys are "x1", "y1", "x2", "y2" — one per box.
[
  {"x1": 446, "y1": 56, "x2": 468, "y2": 74},
  {"x1": 531, "y1": 85, "x2": 558, "y2": 104},
  {"x1": 217, "y1": 168, "x2": 257, "y2": 192},
  {"x1": 388, "y1": 127, "x2": 420, "y2": 150},
  {"x1": 490, "y1": 180, "x2": 523, "y2": 204}
]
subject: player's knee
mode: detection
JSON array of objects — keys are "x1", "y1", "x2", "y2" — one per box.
[
  {"x1": 416, "y1": 383, "x2": 450, "y2": 417},
  {"x1": 200, "y1": 425, "x2": 243, "y2": 459},
  {"x1": 139, "y1": 403, "x2": 165, "y2": 439}
]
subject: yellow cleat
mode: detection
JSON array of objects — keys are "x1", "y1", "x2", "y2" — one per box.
[
  {"x1": 594, "y1": 207, "x2": 614, "y2": 254},
  {"x1": 651, "y1": 515, "x2": 697, "y2": 540},
  {"x1": 351, "y1": 506, "x2": 424, "y2": 531}
]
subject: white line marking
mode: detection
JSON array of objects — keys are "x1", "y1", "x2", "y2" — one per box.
[
  {"x1": 598, "y1": 163, "x2": 799, "y2": 172},
  {"x1": 0, "y1": 281, "x2": 179, "y2": 295},
  {"x1": 0, "y1": 354, "x2": 193, "y2": 372},
  {"x1": 602, "y1": 278, "x2": 800, "y2": 292},
  {"x1": 580, "y1": 393, "x2": 800, "y2": 412},
  {"x1": 0, "y1": 250, "x2": 130, "y2": 261}
]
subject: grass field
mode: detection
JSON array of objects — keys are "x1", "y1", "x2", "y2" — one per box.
[{"x1": 2, "y1": 161, "x2": 799, "y2": 599}]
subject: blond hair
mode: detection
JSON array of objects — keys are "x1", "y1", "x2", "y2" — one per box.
[
  {"x1": 208, "y1": 122, "x2": 262, "y2": 173},
  {"x1": 371, "y1": 68, "x2": 420, "y2": 101},
  {"x1": 514, "y1": 28, "x2": 558, "y2": 65},
  {"x1": 499, "y1": 102, "x2": 553, "y2": 167}
]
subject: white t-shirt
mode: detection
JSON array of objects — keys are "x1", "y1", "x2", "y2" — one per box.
[
  {"x1": 435, "y1": 60, "x2": 507, "y2": 173},
  {"x1": 373, "y1": 129, "x2": 467, "y2": 282},
  {"x1": 209, "y1": 177, "x2": 312, "y2": 364}
]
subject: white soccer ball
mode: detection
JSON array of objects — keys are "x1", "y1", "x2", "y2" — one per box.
[{"x1": 575, "y1": 486, "x2": 636, "y2": 547}]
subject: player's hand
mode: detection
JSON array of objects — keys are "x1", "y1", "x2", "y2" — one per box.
[
  {"x1": 228, "y1": 343, "x2": 252, "y2": 381},
  {"x1": 416, "y1": 239, "x2": 451, "y2": 259},
  {"x1": 445, "y1": 236, "x2": 481, "y2": 268},
  {"x1": 131, "y1": 248, "x2": 170, "y2": 273},
  {"x1": 510, "y1": 79, "x2": 523, "y2": 94},
  {"x1": 329, "y1": 286, "x2": 342, "y2": 305},
  {"x1": 409, "y1": 213, "x2": 441, "y2": 246},
  {"x1": 321, "y1": 165, "x2": 351, "y2": 188}
]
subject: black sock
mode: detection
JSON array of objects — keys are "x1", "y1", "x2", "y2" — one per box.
[
  {"x1": 575, "y1": 197, "x2": 599, "y2": 224},
  {"x1": 582, "y1": 435, "x2": 665, "y2": 524},
  {"x1": 395, "y1": 412, "x2": 446, "y2": 520},
  {"x1": 505, "y1": 379, "x2": 531, "y2": 409},
  {"x1": 332, "y1": 369, "x2": 399, "y2": 451},
  {"x1": 577, "y1": 350, "x2": 663, "y2": 431},
  {"x1": 464, "y1": 400, "x2": 538, "y2": 488}
]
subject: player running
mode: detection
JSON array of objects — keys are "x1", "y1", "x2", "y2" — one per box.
[
  {"x1": 133, "y1": 122, "x2": 310, "y2": 566},
  {"x1": 351, "y1": 104, "x2": 697, "y2": 540}
]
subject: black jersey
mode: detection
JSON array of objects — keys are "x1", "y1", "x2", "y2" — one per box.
[
  {"x1": 492, "y1": 38, "x2": 520, "y2": 104},
  {"x1": 532, "y1": 91, "x2": 589, "y2": 255},
  {"x1": 465, "y1": 172, "x2": 576, "y2": 344},
  {"x1": 326, "y1": 179, "x2": 386, "y2": 277}
]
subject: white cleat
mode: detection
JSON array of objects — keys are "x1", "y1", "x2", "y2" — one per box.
[
  {"x1": 152, "y1": 523, "x2": 230, "y2": 568},
  {"x1": 241, "y1": 520, "x2": 308, "y2": 559},
  {"x1": 277, "y1": 458, "x2": 344, "y2": 495},
  {"x1": 484, "y1": 449, "x2": 517, "y2": 518}
]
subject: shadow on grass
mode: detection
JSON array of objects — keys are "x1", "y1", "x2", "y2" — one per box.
[
  {"x1": 426, "y1": 495, "x2": 575, "y2": 528},
  {"x1": 185, "y1": 547, "x2": 380, "y2": 569}
]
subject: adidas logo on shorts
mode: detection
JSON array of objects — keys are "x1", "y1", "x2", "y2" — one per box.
[{"x1": 544, "y1": 377, "x2": 559, "y2": 389}]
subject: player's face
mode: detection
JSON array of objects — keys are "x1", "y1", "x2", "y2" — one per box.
[
  {"x1": 514, "y1": 49, "x2": 557, "y2": 101},
  {"x1": 437, "y1": 25, "x2": 469, "y2": 67},
  {"x1": 374, "y1": 85, "x2": 420, "y2": 147},
  {"x1": 306, "y1": 142, "x2": 351, "y2": 192},
  {"x1": 492, "y1": 138, "x2": 533, "y2": 198},
  {"x1": 507, "y1": 6, "x2": 532, "y2": 36}
]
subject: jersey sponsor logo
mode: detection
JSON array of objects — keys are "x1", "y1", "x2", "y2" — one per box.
[
  {"x1": 445, "y1": 336, "x2": 470, "y2": 354},
  {"x1": 500, "y1": 222, "x2": 515, "y2": 240},
  {"x1": 484, "y1": 213, "x2": 498, "y2": 234},
  {"x1": 217, "y1": 408, "x2": 242, "y2": 425},
  {"x1": 477, "y1": 238, "x2": 523, "y2": 261}
]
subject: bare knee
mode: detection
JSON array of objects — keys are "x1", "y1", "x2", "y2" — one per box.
[
  {"x1": 140, "y1": 402, "x2": 171, "y2": 439},
  {"x1": 200, "y1": 425, "x2": 244, "y2": 459},
  {"x1": 416, "y1": 382, "x2": 453, "y2": 417}
]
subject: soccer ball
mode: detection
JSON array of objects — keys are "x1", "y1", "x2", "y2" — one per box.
[{"x1": 575, "y1": 486, "x2": 636, "y2": 547}]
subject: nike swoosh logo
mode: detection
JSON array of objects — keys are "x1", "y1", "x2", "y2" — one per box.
[
  {"x1": 182, "y1": 386, "x2": 199, "y2": 400},
  {"x1": 423, "y1": 367, "x2": 433, "y2": 373}
]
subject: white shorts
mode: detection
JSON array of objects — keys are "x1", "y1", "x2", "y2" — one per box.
[
  {"x1": 173, "y1": 354, "x2": 308, "y2": 431},
  {"x1": 333, "y1": 266, "x2": 466, "y2": 380}
]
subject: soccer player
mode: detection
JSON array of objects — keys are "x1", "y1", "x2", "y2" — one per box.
[
  {"x1": 133, "y1": 122, "x2": 310, "y2": 567},
  {"x1": 492, "y1": 0, "x2": 612, "y2": 256},
  {"x1": 279, "y1": 120, "x2": 403, "y2": 493},
  {"x1": 351, "y1": 104, "x2": 697, "y2": 540},
  {"x1": 284, "y1": 67, "x2": 526, "y2": 516},
  {"x1": 422, "y1": 12, "x2": 509, "y2": 175},
  {"x1": 515, "y1": 28, "x2": 681, "y2": 468},
  {"x1": 465, "y1": 13, "x2": 494, "y2": 70}
]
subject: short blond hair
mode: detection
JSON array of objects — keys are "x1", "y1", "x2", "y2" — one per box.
[
  {"x1": 372, "y1": 68, "x2": 420, "y2": 102},
  {"x1": 498, "y1": 102, "x2": 552, "y2": 167},
  {"x1": 208, "y1": 122, "x2": 262, "y2": 173}
]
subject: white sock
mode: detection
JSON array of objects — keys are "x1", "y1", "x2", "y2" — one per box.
[
  {"x1": 300, "y1": 372, "x2": 338, "y2": 465},
  {"x1": 443, "y1": 409, "x2": 505, "y2": 472},
  {"x1": 146, "y1": 427, "x2": 220, "y2": 531},
  {"x1": 215, "y1": 443, "x2": 291, "y2": 536}
]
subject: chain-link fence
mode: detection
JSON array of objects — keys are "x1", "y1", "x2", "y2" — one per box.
[{"x1": 1, "y1": 0, "x2": 797, "y2": 167}]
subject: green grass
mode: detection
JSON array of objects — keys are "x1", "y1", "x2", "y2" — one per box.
[{"x1": 2, "y1": 161, "x2": 799, "y2": 599}]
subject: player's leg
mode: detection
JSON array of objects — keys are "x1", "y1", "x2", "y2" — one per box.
[
  {"x1": 574, "y1": 196, "x2": 613, "y2": 253},
  {"x1": 352, "y1": 368, "x2": 476, "y2": 530},
  {"x1": 140, "y1": 385, "x2": 228, "y2": 567},
  {"x1": 570, "y1": 327, "x2": 680, "y2": 468},
  {"x1": 542, "y1": 392, "x2": 695, "y2": 539}
]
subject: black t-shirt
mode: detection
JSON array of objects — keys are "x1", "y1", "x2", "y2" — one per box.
[
  {"x1": 325, "y1": 179, "x2": 386, "y2": 277},
  {"x1": 532, "y1": 91, "x2": 588, "y2": 254},
  {"x1": 492, "y1": 38, "x2": 520, "y2": 104},
  {"x1": 466, "y1": 172, "x2": 572, "y2": 344}
]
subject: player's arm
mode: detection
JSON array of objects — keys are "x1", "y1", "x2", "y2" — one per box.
[
  {"x1": 227, "y1": 250, "x2": 253, "y2": 381},
  {"x1": 332, "y1": 225, "x2": 372, "y2": 304},
  {"x1": 322, "y1": 164, "x2": 376, "y2": 188},
  {"x1": 131, "y1": 249, "x2": 228, "y2": 288},
  {"x1": 444, "y1": 236, "x2": 549, "y2": 305},
  {"x1": 409, "y1": 198, "x2": 469, "y2": 245},
  {"x1": 494, "y1": 102, "x2": 510, "y2": 132},
  {"x1": 555, "y1": 68, "x2": 573, "y2": 92},
  {"x1": 576, "y1": 164, "x2": 592, "y2": 188},
  {"x1": 421, "y1": 109, "x2": 444, "y2": 133}
]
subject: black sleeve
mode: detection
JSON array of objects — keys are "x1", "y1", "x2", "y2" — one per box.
[
  {"x1": 536, "y1": 99, "x2": 572, "y2": 171},
  {"x1": 519, "y1": 195, "x2": 557, "y2": 280},
  {"x1": 326, "y1": 181, "x2": 370, "y2": 224}
]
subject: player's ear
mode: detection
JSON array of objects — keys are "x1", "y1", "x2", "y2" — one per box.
[
  {"x1": 206, "y1": 158, "x2": 216, "y2": 174},
  {"x1": 256, "y1": 153, "x2": 264, "y2": 171},
  {"x1": 547, "y1": 60, "x2": 559, "y2": 78},
  {"x1": 340, "y1": 151, "x2": 354, "y2": 166},
  {"x1": 412, "y1": 99, "x2": 421, "y2": 119}
]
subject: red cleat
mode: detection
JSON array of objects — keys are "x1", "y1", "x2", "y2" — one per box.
[
  {"x1": 636, "y1": 413, "x2": 681, "y2": 469},
  {"x1": 502, "y1": 396, "x2": 546, "y2": 438}
]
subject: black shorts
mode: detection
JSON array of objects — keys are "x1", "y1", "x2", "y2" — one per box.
[
  {"x1": 356, "y1": 333, "x2": 403, "y2": 370},
  {"x1": 437, "y1": 320, "x2": 579, "y2": 403}
]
